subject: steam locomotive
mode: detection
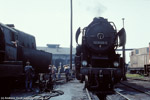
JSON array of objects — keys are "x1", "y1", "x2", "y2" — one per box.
[
  {"x1": 0, "y1": 23, "x2": 52, "y2": 96},
  {"x1": 75, "y1": 17, "x2": 126, "y2": 97}
]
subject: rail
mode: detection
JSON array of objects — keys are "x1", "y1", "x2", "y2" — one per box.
[
  {"x1": 120, "y1": 82, "x2": 150, "y2": 96},
  {"x1": 85, "y1": 88, "x2": 99, "y2": 100},
  {"x1": 114, "y1": 88, "x2": 131, "y2": 100},
  {"x1": 86, "y1": 88, "x2": 92, "y2": 100}
]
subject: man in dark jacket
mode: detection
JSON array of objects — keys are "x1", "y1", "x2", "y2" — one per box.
[
  {"x1": 64, "y1": 65, "x2": 70, "y2": 82},
  {"x1": 48, "y1": 65, "x2": 53, "y2": 90},
  {"x1": 24, "y1": 61, "x2": 34, "y2": 91}
]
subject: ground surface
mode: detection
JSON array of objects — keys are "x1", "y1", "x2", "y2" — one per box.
[
  {"x1": 10, "y1": 75, "x2": 150, "y2": 100},
  {"x1": 51, "y1": 79, "x2": 88, "y2": 100},
  {"x1": 10, "y1": 79, "x2": 88, "y2": 100}
]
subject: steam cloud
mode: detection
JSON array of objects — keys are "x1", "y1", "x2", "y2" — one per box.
[{"x1": 76, "y1": 0, "x2": 106, "y2": 17}]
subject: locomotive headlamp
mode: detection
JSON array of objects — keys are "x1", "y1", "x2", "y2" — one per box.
[
  {"x1": 82, "y1": 60, "x2": 87, "y2": 66},
  {"x1": 113, "y1": 61, "x2": 119, "y2": 67}
]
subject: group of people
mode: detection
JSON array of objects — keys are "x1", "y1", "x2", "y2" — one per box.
[
  {"x1": 48, "y1": 65, "x2": 58, "y2": 81},
  {"x1": 48, "y1": 64, "x2": 71, "y2": 81},
  {"x1": 24, "y1": 61, "x2": 62, "y2": 92},
  {"x1": 24, "y1": 61, "x2": 73, "y2": 92}
]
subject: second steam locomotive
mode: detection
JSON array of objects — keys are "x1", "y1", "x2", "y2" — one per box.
[
  {"x1": 75, "y1": 17, "x2": 126, "y2": 95},
  {"x1": 0, "y1": 23, "x2": 52, "y2": 96}
]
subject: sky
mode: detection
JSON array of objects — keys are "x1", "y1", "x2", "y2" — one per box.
[{"x1": 0, "y1": 0, "x2": 150, "y2": 62}]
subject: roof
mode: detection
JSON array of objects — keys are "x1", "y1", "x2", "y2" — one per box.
[
  {"x1": 37, "y1": 47, "x2": 76, "y2": 55},
  {"x1": 47, "y1": 44, "x2": 60, "y2": 48}
]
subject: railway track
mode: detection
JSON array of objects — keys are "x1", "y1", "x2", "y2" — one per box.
[
  {"x1": 106, "y1": 80, "x2": 150, "y2": 100},
  {"x1": 86, "y1": 88, "x2": 99, "y2": 100},
  {"x1": 86, "y1": 87, "x2": 131, "y2": 100},
  {"x1": 106, "y1": 81, "x2": 150, "y2": 100},
  {"x1": 113, "y1": 88, "x2": 131, "y2": 100},
  {"x1": 105, "y1": 88, "x2": 131, "y2": 100},
  {"x1": 120, "y1": 82, "x2": 150, "y2": 96}
]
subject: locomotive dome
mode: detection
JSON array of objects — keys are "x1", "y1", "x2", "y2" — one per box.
[{"x1": 85, "y1": 17, "x2": 116, "y2": 53}]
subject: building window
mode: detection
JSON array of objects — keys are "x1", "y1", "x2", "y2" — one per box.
[
  {"x1": 135, "y1": 49, "x2": 139, "y2": 54},
  {"x1": 147, "y1": 48, "x2": 149, "y2": 53},
  {"x1": 130, "y1": 51, "x2": 133, "y2": 56}
]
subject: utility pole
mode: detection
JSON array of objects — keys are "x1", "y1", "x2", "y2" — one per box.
[
  {"x1": 149, "y1": 42, "x2": 150, "y2": 64},
  {"x1": 122, "y1": 18, "x2": 125, "y2": 64},
  {"x1": 70, "y1": 0, "x2": 73, "y2": 70},
  {"x1": 122, "y1": 18, "x2": 127, "y2": 80}
]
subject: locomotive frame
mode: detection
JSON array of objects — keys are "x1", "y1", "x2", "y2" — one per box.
[{"x1": 75, "y1": 17, "x2": 126, "y2": 98}]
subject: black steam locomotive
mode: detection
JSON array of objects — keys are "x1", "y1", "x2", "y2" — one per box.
[
  {"x1": 75, "y1": 17, "x2": 126, "y2": 96},
  {"x1": 0, "y1": 23, "x2": 52, "y2": 96}
]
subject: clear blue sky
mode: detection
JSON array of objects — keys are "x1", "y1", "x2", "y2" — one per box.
[{"x1": 0, "y1": 0, "x2": 150, "y2": 62}]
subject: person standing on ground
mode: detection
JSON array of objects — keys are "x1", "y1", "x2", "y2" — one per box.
[
  {"x1": 57, "y1": 66, "x2": 61, "y2": 79},
  {"x1": 64, "y1": 65, "x2": 70, "y2": 82},
  {"x1": 24, "y1": 61, "x2": 34, "y2": 92},
  {"x1": 48, "y1": 65, "x2": 53, "y2": 81},
  {"x1": 52, "y1": 65, "x2": 57, "y2": 81},
  {"x1": 48, "y1": 65, "x2": 53, "y2": 91}
]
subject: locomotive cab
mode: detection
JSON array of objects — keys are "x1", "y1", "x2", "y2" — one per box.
[{"x1": 0, "y1": 27, "x2": 5, "y2": 62}]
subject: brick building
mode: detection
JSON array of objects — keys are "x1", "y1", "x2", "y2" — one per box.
[{"x1": 37, "y1": 44, "x2": 76, "y2": 72}]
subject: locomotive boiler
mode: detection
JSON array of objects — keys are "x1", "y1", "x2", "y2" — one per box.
[
  {"x1": 75, "y1": 17, "x2": 126, "y2": 98},
  {"x1": 0, "y1": 23, "x2": 52, "y2": 96}
]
